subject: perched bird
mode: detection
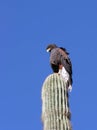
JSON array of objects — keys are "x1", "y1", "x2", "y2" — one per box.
[{"x1": 46, "y1": 44, "x2": 73, "y2": 91}]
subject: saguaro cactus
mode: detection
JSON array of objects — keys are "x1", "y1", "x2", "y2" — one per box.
[{"x1": 41, "y1": 73, "x2": 72, "y2": 130}]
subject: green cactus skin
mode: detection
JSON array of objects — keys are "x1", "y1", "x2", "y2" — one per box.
[{"x1": 41, "y1": 73, "x2": 72, "y2": 130}]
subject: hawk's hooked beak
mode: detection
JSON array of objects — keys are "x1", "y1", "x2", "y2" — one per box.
[{"x1": 46, "y1": 48, "x2": 51, "y2": 52}]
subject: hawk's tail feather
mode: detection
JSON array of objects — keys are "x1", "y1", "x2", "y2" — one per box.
[{"x1": 58, "y1": 67, "x2": 72, "y2": 92}]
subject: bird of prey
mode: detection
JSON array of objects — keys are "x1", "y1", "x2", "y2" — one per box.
[{"x1": 46, "y1": 44, "x2": 73, "y2": 91}]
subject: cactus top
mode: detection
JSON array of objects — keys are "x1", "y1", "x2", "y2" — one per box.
[{"x1": 41, "y1": 73, "x2": 72, "y2": 130}]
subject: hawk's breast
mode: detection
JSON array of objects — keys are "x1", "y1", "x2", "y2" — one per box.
[{"x1": 50, "y1": 48, "x2": 61, "y2": 65}]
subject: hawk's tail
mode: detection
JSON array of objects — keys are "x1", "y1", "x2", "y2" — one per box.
[{"x1": 58, "y1": 67, "x2": 72, "y2": 92}]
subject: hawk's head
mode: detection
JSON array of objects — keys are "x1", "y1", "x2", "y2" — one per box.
[{"x1": 46, "y1": 44, "x2": 57, "y2": 52}]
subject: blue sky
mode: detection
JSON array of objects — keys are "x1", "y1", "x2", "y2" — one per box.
[{"x1": 0, "y1": 0, "x2": 97, "y2": 130}]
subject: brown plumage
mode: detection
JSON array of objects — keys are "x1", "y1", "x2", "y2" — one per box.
[{"x1": 46, "y1": 44, "x2": 73, "y2": 88}]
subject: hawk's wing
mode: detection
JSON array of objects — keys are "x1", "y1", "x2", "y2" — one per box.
[
  {"x1": 50, "y1": 47, "x2": 72, "y2": 85},
  {"x1": 58, "y1": 48, "x2": 73, "y2": 84}
]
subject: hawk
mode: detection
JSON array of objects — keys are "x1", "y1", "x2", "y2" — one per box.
[{"x1": 46, "y1": 44, "x2": 73, "y2": 91}]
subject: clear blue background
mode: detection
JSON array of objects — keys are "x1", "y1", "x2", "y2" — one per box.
[{"x1": 0, "y1": 0, "x2": 97, "y2": 130}]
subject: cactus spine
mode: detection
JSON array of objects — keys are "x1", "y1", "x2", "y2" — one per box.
[{"x1": 42, "y1": 73, "x2": 72, "y2": 130}]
